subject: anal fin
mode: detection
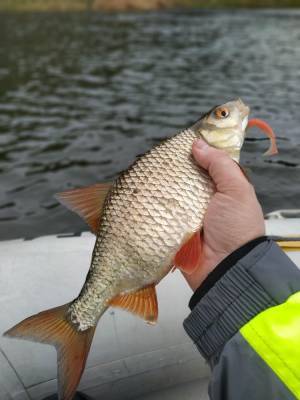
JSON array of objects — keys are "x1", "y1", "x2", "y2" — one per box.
[
  {"x1": 174, "y1": 231, "x2": 202, "y2": 275},
  {"x1": 109, "y1": 284, "x2": 158, "y2": 324}
]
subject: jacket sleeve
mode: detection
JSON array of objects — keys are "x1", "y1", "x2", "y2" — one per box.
[{"x1": 183, "y1": 238, "x2": 300, "y2": 400}]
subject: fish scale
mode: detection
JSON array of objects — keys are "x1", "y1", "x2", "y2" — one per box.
[
  {"x1": 69, "y1": 128, "x2": 214, "y2": 331},
  {"x1": 7, "y1": 99, "x2": 277, "y2": 400}
]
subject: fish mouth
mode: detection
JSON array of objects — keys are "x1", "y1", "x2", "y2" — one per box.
[
  {"x1": 234, "y1": 99, "x2": 277, "y2": 156},
  {"x1": 242, "y1": 116, "x2": 249, "y2": 132},
  {"x1": 238, "y1": 97, "x2": 278, "y2": 156},
  {"x1": 236, "y1": 98, "x2": 250, "y2": 120}
]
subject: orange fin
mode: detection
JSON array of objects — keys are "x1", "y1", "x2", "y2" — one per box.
[
  {"x1": 174, "y1": 231, "x2": 202, "y2": 274},
  {"x1": 56, "y1": 183, "x2": 112, "y2": 234},
  {"x1": 109, "y1": 284, "x2": 158, "y2": 324},
  {"x1": 4, "y1": 304, "x2": 96, "y2": 400}
]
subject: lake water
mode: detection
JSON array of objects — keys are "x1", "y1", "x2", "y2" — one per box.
[{"x1": 0, "y1": 9, "x2": 299, "y2": 240}]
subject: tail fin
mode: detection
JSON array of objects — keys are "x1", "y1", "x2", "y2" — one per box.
[{"x1": 4, "y1": 304, "x2": 96, "y2": 400}]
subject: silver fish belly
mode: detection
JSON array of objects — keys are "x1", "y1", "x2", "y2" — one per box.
[{"x1": 69, "y1": 128, "x2": 214, "y2": 331}]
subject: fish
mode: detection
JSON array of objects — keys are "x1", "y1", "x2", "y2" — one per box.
[{"x1": 4, "y1": 99, "x2": 278, "y2": 400}]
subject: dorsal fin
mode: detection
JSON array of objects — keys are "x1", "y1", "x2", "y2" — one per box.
[
  {"x1": 55, "y1": 183, "x2": 112, "y2": 234},
  {"x1": 173, "y1": 231, "x2": 202, "y2": 275},
  {"x1": 109, "y1": 284, "x2": 158, "y2": 324}
]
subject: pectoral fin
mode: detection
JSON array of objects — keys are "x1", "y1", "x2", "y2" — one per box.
[
  {"x1": 174, "y1": 231, "x2": 202, "y2": 274},
  {"x1": 56, "y1": 183, "x2": 112, "y2": 234},
  {"x1": 109, "y1": 284, "x2": 158, "y2": 324}
]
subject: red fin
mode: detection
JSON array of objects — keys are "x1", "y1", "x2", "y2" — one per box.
[
  {"x1": 247, "y1": 118, "x2": 278, "y2": 156},
  {"x1": 4, "y1": 304, "x2": 95, "y2": 400},
  {"x1": 109, "y1": 284, "x2": 158, "y2": 324},
  {"x1": 56, "y1": 183, "x2": 112, "y2": 234},
  {"x1": 174, "y1": 231, "x2": 202, "y2": 274}
]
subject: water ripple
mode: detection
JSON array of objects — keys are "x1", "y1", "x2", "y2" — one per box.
[{"x1": 0, "y1": 10, "x2": 299, "y2": 240}]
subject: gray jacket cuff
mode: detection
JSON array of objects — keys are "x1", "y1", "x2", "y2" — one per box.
[{"x1": 183, "y1": 240, "x2": 300, "y2": 361}]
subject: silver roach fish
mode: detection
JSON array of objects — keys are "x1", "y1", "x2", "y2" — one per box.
[{"x1": 4, "y1": 99, "x2": 278, "y2": 400}]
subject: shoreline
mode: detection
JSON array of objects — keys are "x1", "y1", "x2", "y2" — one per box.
[{"x1": 1, "y1": 1, "x2": 300, "y2": 12}]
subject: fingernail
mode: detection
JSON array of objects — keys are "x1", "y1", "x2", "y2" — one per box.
[{"x1": 194, "y1": 139, "x2": 209, "y2": 151}]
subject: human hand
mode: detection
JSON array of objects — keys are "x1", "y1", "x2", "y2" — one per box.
[{"x1": 183, "y1": 139, "x2": 265, "y2": 291}]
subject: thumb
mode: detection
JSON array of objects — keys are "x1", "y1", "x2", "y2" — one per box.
[{"x1": 192, "y1": 139, "x2": 248, "y2": 193}]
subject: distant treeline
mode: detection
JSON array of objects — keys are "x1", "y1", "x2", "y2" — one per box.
[{"x1": 1, "y1": 0, "x2": 300, "y2": 11}]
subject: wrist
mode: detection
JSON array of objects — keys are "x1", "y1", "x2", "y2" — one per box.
[
  {"x1": 193, "y1": 253, "x2": 228, "y2": 291},
  {"x1": 189, "y1": 236, "x2": 268, "y2": 309},
  {"x1": 183, "y1": 249, "x2": 232, "y2": 292}
]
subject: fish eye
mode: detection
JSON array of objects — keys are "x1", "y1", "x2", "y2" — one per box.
[{"x1": 214, "y1": 107, "x2": 230, "y2": 119}]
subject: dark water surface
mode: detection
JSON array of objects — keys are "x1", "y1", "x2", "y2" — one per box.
[{"x1": 0, "y1": 10, "x2": 299, "y2": 240}]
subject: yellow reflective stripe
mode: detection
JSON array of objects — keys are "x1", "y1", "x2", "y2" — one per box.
[
  {"x1": 277, "y1": 241, "x2": 300, "y2": 252},
  {"x1": 240, "y1": 292, "x2": 300, "y2": 398}
]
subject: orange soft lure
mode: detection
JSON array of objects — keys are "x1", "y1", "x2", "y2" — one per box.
[{"x1": 247, "y1": 118, "x2": 278, "y2": 156}]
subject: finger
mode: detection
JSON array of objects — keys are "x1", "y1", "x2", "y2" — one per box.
[{"x1": 192, "y1": 139, "x2": 249, "y2": 193}]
